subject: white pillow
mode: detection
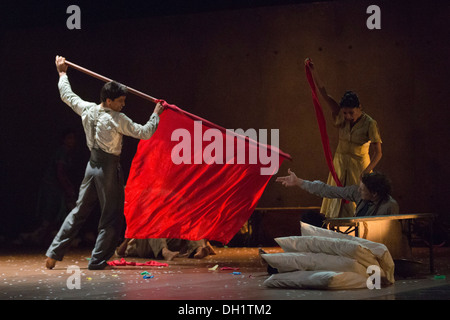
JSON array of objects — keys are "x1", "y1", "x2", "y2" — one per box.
[
  {"x1": 300, "y1": 222, "x2": 395, "y2": 284},
  {"x1": 261, "y1": 252, "x2": 368, "y2": 276},
  {"x1": 263, "y1": 270, "x2": 367, "y2": 290},
  {"x1": 301, "y1": 222, "x2": 387, "y2": 257},
  {"x1": 275, "y1": 235, "x2": 380, "y2": 270}
]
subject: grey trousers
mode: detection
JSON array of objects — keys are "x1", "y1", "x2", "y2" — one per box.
[{"x1": 46, "y1": 148, "x2": 124, "y2": 269}]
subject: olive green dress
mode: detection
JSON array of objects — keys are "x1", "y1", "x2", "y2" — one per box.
[{"x1": 321, "y1": 112, "x2": 382, "y2": 218}]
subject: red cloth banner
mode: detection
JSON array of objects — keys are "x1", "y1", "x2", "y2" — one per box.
[
  {"x1": 124, "y1": 102, "x2": 291, "y2": 244},
  {"x1": 305, "y1": 61, "x2": 343, "y2": 187}
]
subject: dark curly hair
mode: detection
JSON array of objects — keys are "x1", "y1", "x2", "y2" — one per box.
[
  {"x1": 100, "y1": 81, "x2": 128, "y2": 102},
  {"x1": 361, "y1": 172, "x2": 392, "y2": 201},
  {"x1": 339, "y1": 91, "x2": 360, "y2": 109}
]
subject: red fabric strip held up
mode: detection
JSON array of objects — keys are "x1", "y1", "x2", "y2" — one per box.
[{"x1": 304, "y1": 61, "x2": 343, "y2": 188}]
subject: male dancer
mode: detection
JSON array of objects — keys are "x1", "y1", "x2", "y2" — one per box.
[{"x1": 46, "y1": 56, "x2": 164, "y2": 270}]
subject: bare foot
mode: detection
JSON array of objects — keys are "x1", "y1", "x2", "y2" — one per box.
[
  {"x1": 45, "y1": 257, "x2": 57, "y2": 269},
  {"x1": 205, "y1": 242, "x2": 216, "y2": 255},
  {"x1": 193, "y1": 246, "x2": 208, "y2": 259},
  {"x1": 162, "y1": 248, "x2": 179, "y2": 261},
  {"x1": 116, "y1": 238, "x2": 130, "y2": 256}
]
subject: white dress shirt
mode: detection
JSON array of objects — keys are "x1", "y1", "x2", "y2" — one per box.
[{"x1": 58, "y1": 74, "x2": 159, "y2": 155}]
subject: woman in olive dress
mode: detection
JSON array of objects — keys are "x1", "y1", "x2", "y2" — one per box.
[{"x1": 305, "y1": 59, "x2": 382, "y2": 218}]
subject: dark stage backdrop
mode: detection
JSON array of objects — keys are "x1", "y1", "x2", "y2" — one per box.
[{"x1": 1, "y1": 0, "x2": 449, "y2": 239}]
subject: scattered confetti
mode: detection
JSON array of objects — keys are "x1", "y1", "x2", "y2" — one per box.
[{"x1": 208, "y1": 264, "x2": 219, "y2": 271}]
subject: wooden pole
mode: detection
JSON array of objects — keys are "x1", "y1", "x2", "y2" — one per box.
[{"x1": 65, "y1": 60, "x2": 158, "y2": 103}]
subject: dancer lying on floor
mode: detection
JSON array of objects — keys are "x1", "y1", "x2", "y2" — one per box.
[{"x1": 116, "y1": 238, "x2": 216, "y2": 261}]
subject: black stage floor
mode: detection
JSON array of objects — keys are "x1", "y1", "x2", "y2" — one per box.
[{"x1": 1, "y1": 246, "x2": 449, "y2": 302}]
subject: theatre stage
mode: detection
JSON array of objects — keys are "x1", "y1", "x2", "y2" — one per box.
[{"x1": 1, "y1": 246, "x2": 449, "y2": 301}]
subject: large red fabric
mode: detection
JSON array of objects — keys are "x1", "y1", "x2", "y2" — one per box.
[
  {"x1": 124, "y1": 102, "x2": 291, "y2": 244},
  {"x1": 305, "y1": 61, "x2": 343, "y2": 187}
]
